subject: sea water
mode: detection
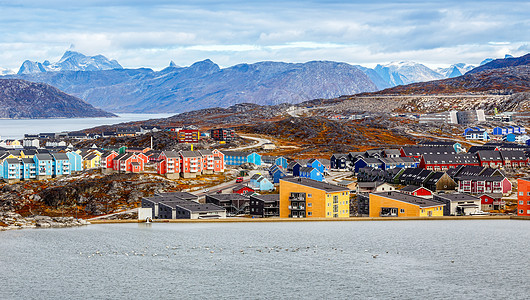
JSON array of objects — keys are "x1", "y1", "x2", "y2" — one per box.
[{"x1": 0, "y1": 220, "x2": 528, "y2": 299}]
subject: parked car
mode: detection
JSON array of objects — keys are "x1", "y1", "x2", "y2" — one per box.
[{"x1": 236, "y1": 177, "x2": 243, "y2": 183}]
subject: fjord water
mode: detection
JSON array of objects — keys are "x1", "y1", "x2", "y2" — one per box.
[
  {"x1": 1, "y1": 220, "x2": 528, "y2": 299},
  {"x1": 0, "y1": 113, "x2": 174, "y2": 140}
]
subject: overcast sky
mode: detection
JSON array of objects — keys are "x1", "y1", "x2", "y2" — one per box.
[{"x1": 0, "y1": 0, "x2": 528, "y2": 71}]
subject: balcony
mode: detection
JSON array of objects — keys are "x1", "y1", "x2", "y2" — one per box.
[{"x1": 289, "y1": 196, "x2": 305, "y2": 202}]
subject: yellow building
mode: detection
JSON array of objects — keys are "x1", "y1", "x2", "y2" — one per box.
[
  {"x1": 369, "y1": 191, "x2": 444, "y2": 217},
  {"x1": 280, "y1": 177, "x2": 350, "y2": 218},
  {"x1": 82, "y1": 153, "x2": 101, "y2": 169}
]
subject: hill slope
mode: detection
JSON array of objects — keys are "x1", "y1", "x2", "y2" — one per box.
[{"x1": 0, "y1": 79, "x2": 116, "y2": 119}]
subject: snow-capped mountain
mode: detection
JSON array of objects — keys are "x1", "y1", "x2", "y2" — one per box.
[
  {"x1": 17, "y1": 50, "x2": 122, "y2": 74},
  {"x1": 373, "y1": 61, "x2": 444, "y2": 86},
  {"x1": 436, "y1": 63, "x2": 475, "y2": 78}
]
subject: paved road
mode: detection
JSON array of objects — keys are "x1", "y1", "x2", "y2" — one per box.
[
  {"x1": 230, "y1": 135, "x2": 272, "y2": 150},
  {"x1": 406, "y1": 131, "x2": 483, "y2": 147}
]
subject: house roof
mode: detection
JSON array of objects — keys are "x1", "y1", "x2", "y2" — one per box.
[
  {"x1": 155, "y1": 192, "x2": 198, "y2": 201},
  {"x1": 250, "y1": 174, "x2": 262, "y2": 180},
  {"x1": 159, "y1": 200, "x2": 225, "y2": 213},
  {"x1": 206, "y1": 193, "x2": 249, "y2": 201},
  {"x1": 401, "y1": 146, "x2": 455, "y2": 157},
  {"x1": 35, "y1": 153, "x2": 52, "y2": 161},
  {"x1": 372, "y1": 191, "x2": 444, "y2": 208},
  {"x1": 21, "y1": 157, "x2": 35, "y2": 164},
  {"x1": 422, "y1": 153, "x2": 479, "y2": 165},
  {"x1": 357, "y1": 181, "x2": 388, "y2": 188},
  {"x1": 222, "y1": 151, "x2": 249, "y2": 157},
  {"x1": 500, "y1": 150, "x2": 527, "y2": 161},
  {"x1": 400, "y1": 185, "x2": 423, "y2": 192},
  {"x1": 180, "y1": 151, "x2": 202, "y2": 158},
  {"x1": 232, "y1": 184, "x2": 253, "y2": 191},
  {"x1": 435, "y1": 193, "x2": 480, "y2": 202},
  {"x1": 198, "y1": 150, "x2": 213, "y2": 156},
  {"x1": 281, "y1": 177, "x2": 349, "y2": 193},
  {"x1": 162, "y1": 150, "x2": 180, "y2": 158},
  {"x1": 358, "y1": 157, "x2": 382, "y2": 164},
  {"x1": 250, "y1": 194, "x2": 279, "y2": 203},
  {"x1": 299, "y1": 166, "x2": 317, "y2": 173},
  {"x1": 477, "y1": 150, "x2": 502, "y2": 161},
  {"x1": 458, "y1": 175, "x2": 507, "y2": 182},
  {"x1": 6, "y1": 158, "x2": 20, "y2": 164},
  {"x1": 51, "y1": 152, "x2": 69, "y2": 160}
]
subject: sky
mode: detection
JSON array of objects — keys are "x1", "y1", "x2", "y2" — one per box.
[{"x1": 0, "y1": 0, "x2": 528, "y2": 72}]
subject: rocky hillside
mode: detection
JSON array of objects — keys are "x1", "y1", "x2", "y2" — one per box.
[{"x1": 0, "y1": 79, "x2": 116, "y2": 118}]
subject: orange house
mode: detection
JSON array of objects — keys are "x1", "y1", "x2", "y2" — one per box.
[{"x1": 517, "y1": 178, "x2": 530, "y2": 216}]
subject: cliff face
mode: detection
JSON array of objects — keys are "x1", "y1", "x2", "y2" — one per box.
[{"x1": 0, "y1": 79, "x2": 116, "y2": 119}]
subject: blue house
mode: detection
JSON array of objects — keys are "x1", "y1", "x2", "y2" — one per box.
[
  {"x1": 269, "y1": 165, "x2": 287, "y2": 184},
  {"x1": 21, "y1": 158, "x2": 37, "y2": 180},
  {"x1": 298, "y1": 166, "x2": 323, "y2": 181},
  {"x1": 274, "y1": 156, "x2": 288, "y2": 169},
  {"x1": 33, "y1": 153, "x2": 54, "y2": 179},
  {"x1": 3, "y1": 158, "x2": 22, "y2": 182},
  {"x1": 465, "y1": 129, "x2": 489, "y2": 141},
  {"x1": 505, "y1": 133, "x2": 516, "y2": 142},
  {"x1": 463, "y1": 127, "x2": 483, "y2": 136},
  {"x1": 51, "y1": 153, "x2": 71, "y2": 176},
  {"x1": 66, "y1": 151, "x2": 83, "y2": 172},
  {"x1": 223, "y1": 151, "x2": 262, "y2": 166},
  {"x1": 222, "y1": 151, "x2": 249, "y2": 165},
  {"x1": 493, "y1": 126, "x2": 509, "y2": 135},
  {"x1": 292, "y1": 163, "x2": 303, "y2": 177},
  {"x1": 307, "y1": 158, "x2": 325, "y2": 173},
  {"x1": 247, "y1": 152, "x2": 262, "y2": 166},
  {"x1": 255, "y1": 176, "x2": 274, "y2": 191},
  {"x1": 354, "y1": 158, "x2": 383, "y2": 173},
  {"x1": 249, "y1": 174, "x2": 274, "y2": 191}
]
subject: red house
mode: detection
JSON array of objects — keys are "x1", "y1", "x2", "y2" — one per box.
[
  {"x1": 199, "y1": 150, "x2": 215, "y2": 174},
  {"x1": 101, "y1": 150, "x2": 118, "y2": 169},
  {"x1": 180, "y1": 151, "x2": 203, "y2": 178},
  {"x1": 457, "y1": 176, "x2": 512, "y2": 195},
  {"x1": 136, "y1": 152, "x2": 149, "y2": 164},
  {"x1": 112, "y1": 153, "x2": 144, "y2": 173},
  {"x1": 177, "y1": 129, "x2": 200, "y2": 143},
  {"x1": 517, "y1": 178, "x2": 530, "y2": 216},
  {"x1": 500, "y1": 150, "x2": 529, "y2": 168},
  {"x1": 157, "y1": 151, "x2": 181, "y2": 179},
  {"x1": 479, "y1": 194, "x2": 505, "y2": 211},
  {"x1": 212, "y1": 149, "x2": 225, "y2": 173},
  {"x1": 399, "y1": 185, "x2": 433, "y2": 198},
  {"x1": 419, "y1": 153, "x2": 480, "y2": 171},
  {"x1": 232, "y1": 184, "x2": 255, "y2": 195},
  {"x1": 476, "y1": 150, "x2": 503, "y2": 168}
]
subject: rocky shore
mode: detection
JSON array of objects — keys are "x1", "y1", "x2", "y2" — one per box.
[{"x1": 0, "y1": 212, "x2": 90, "y2": 231}]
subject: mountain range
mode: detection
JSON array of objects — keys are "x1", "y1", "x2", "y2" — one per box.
[
  {"x1": 1, "y1": 50, "x2": 519, "y2": 113},
  {"x1": 0, "y1": 79, "x2": 116, "y2": 119},
  {"x1": 361, "y1": 53, "x2": 530, "y2": 95}
]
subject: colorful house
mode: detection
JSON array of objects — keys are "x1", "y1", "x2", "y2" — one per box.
[
  {"x1": 307, "y1": 158, "x2": 325, "y2": 173},
  {"x1": 3, "y1": 158, "x2": 22, "y2": 182},
  {"x1": 457, "y1": 176, "x2": 512, "y2": 195},
  {"x1": 298, "y1": 167, "x2": 323, "y2": 182},
  {"x1": 247, "y1": 152, "x2": 262, "y2": 166},
  {"x1": 112, "y1": 153, "x2": 144, "y2": 173},
  {"x1": 279, "y1": 177, "x2": 350, "y2": 218},
  {"x1": 399, "y1": 185, "x2": 433, "y2": 198},
  {"x1": 269, "y1": 165, "x2": 287, "y2": 184},
  {"x1": 100, "y1": 151, "x2": 118, "y2": 170},
  {"x1": 479, "y1": 194, "x2": 505, "y2": 211},
  {"x1": 274, "y1": 156, "x2": 288, "y2": 169},
  {"x1": 66, "y1": 151, "x2": 83, "y2": 172},
  {"x1": 34, "y1": 153, "x2": 54, "y2": 179},
  {"x1": 180, "y1": 151, "x2": 203, "y2": 178},
  {"x1": 517, "y1": 178, "x2": 530, "y2": 216},
  {"x1": 51, "y1": 153, "x2": 70, "y2": 177},
  {"x1": 21, "y1": 157, "x2": 37, "y2": 180},
  {"x1": 157, "y1": 151, "x2": 181, "y2": 179},
  {"x1": 82, "y1": 153, "x2": 100, "y2": 170},
  {"x1": 369, "y1": 191, "x2": 444, "y2": 217}
]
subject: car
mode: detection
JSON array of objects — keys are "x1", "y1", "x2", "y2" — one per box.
[{"x1": 235, "y1": 177, "x2": 243, "y2": 183}]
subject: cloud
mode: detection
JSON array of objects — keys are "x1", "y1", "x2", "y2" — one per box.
[{"x1": 0, "y1": 1, "x2": 528, "y2": 70}]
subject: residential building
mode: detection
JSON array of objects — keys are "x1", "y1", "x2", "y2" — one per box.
[
  {"x1": 399, "y1": 185, "x2": 433, "y2": 198},
  {"x1": 457, "y1": 176, "x2": 512, "y2": 195},
  {"x1": 298, "y1": 167, "x2": 323, "y2": 182},
  {"x1": 356, "y1": 182, "x2": 395, "y2": 194},
  {"x1": 34, "y1": 153, "x2": 54, "y2": 179},
  {"x1": 177, "y1": 129, "x2": 200, "y2": 143},
  {"x1": 51, "y1": 153, "x2": 70, "y2": 177},
  {"x1": 479, "y1": 194, "x2": 505, "y2": 211},
  {"x1": 279, "y1": 177, "x2": 350, "y2": 218},
  {"x1": 250, "y1": 194, "x2": 280, "y2": 218},
  {"x1": 205, "y1": 194, "x2": 249, "y2": 216},
  {"x1": 180, "y1": 151, "x2": 202, "y2": 178},
  {"x1": 369, "y1": 191, "x2": 445, "y2": 217},
  {"x1": 433, "y1": 193, "x2": 482, "y2": 216},
  {"x1": 210, "y1": 128, "x2": 236, "y2": 141},
  {"x1": 157, "y1": 151, "x2": 181, "y2": 179},
  {"x1": 517, "y1": 178, "x2": 530, "y2": 216}
]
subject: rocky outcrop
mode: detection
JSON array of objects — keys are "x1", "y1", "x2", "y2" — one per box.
[{"x1": 0, "y1": 212, "x2": 89, "y2": 231}]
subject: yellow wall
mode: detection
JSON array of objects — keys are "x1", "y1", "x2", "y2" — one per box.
[
  {"x1": 280, "y1": 180, "x2": 350, "y2": 218},
  {"x1": 369, "y1": 194, "x2": 444, "y2": 217},
  {"x1": 83, "y1": 156, "x2": 100, "y2": 169}
]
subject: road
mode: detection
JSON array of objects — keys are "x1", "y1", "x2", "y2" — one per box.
[
  {"x1": 230, "y1": 135, "x2": 272, "y2": 150},
  {"x1": 406, "y1": 131, "x2": 483, "y2": 147}
]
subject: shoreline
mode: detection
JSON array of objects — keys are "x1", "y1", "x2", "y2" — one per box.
[{"x1": 89, "y1": 215, "x2": 530, "y2": 224}]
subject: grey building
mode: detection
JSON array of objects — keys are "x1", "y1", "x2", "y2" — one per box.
[
  {"x1": 433, "y1": 193, "x2": 482, "y2": 216},
  {"x1": 249, "y1": 194, "x2": 280, "y2": 218}
]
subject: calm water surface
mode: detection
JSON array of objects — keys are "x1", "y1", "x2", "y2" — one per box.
[
  {"x1": 0, "y1": 220, "x2": 529, "y2": 299},
  {"x1": 0, "y1": 113, "x2": 174, "y2": 140}
]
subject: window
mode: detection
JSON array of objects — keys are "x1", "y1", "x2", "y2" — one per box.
[
  {"x1": 400, "y1": 209, "x2": 405, "y2": 213},
  {"x1": 520, "y1": 210, "x2": 524, "y2": 214},
  {"x1": 520, "y1": 201, "x2": 524, "y2": 205},
  {"x1": 308, "y1": 203, "x2": 312, "y2": 207},
  {"x1": 308, "y1": 212, "x2": 312, "y2": 216},
  {"x1": 328, "y1": 203, "x2": 331, "y2": 207},
  {"x1": 327, "y1": 212, "x2": 331, "y2": 216},
  {"x1": 527, "y1": 201, "x2": 530, "y2": 205},
  {"x1": 527, "y1": 192, "x2": 530, "y2": 196},
  {"x1": 308, "y1": 194, "x2": 312, "y2": 198}
]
